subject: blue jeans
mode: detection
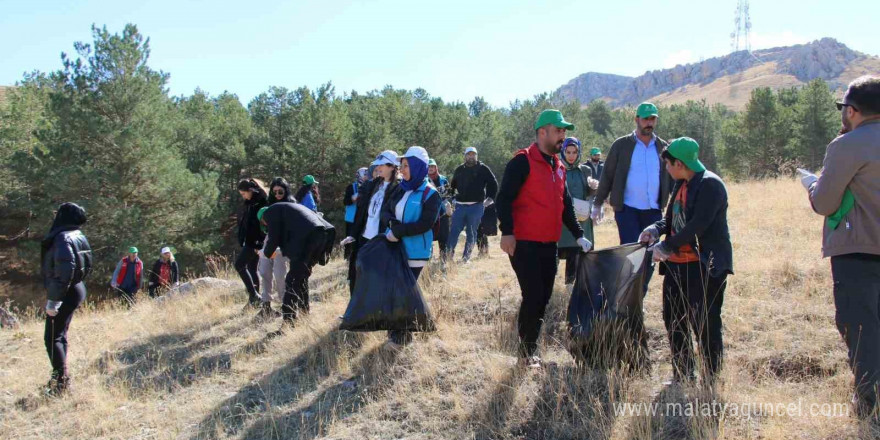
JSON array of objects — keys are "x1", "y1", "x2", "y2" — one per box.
[
  {"x1": 447, "y1": 203, "x2": 484, "y2": 261},
  {"x1": 615, "y1": 204, "x2": 663, "y2": 295}
]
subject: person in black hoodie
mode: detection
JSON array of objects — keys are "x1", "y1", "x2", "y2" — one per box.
[
  {"x1": 236, "y1": 178, "x2": 269, "y2": 307},
  {"x1": 42, "y1": 202, "x2": 92, "y2": 396},
  {"x1": 341, "y1": 150, "x2": 400, "y2": 295},
  {"x1": 447, "y1": 147, "x2": 498, "y2": 262}
]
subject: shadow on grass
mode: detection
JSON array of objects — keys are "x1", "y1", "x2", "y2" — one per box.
[{"x1": 189, "y1": 329, "x2": 377, "y2": 439}]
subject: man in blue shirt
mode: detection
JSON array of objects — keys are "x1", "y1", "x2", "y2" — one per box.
[{"x1": 592, "y1": 102, "x2": 672, "y2": 245}]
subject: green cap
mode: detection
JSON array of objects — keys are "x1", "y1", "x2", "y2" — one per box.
[
  {"x1": 534, "y1": 109, "x2": 575, "y2": 131},
  {"x1": 257, "y1": 206, "x2": 269, "y2": 233},
  {"x1": 303, "y1": 175, "x2": 318, "y2": 185},
  {"x1": 128, "y1": 246, "x2": 138, "y2": 253},
  {"x1": 590, "y1": 147, "x2": 601, "y2": 155},
  {"x1": 636, "y1": 102, "x2": 659, "y2": 119},
  {"x1": 428, "y1": 158, "x2": 437, "y2": 166},
  {"x1": 666, "y1": 137, "x2": 706, "y2": 172}
]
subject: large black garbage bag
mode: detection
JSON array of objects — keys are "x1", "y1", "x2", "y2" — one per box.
[
  {"x1": 567, "y1": 243, "x2": 651, "y2": 370},
  {"x1": 340, "y1": 237, "x2": 435, "y2": 332}
]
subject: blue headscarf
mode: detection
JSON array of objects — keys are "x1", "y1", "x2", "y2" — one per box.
[
  {"x1": 400, "y1": 155, "x2": 429, "y2": 192},
  {"x1": 560, "y1": 137, "x2": 582, "y2": 169}
]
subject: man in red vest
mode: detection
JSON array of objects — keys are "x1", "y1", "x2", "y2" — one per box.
[
  {"x1": 497, "y1": 109, "x2": 592, "y2": 368},
  {"x1": 111, "y1": 246, "x2": 143, "y2": 301}
]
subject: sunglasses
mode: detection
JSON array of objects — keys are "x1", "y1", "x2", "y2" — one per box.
[{"x1": 836, "y1": 101, "x2": 858, "y2": 112}]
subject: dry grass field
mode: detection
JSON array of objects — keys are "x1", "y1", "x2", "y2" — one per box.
[{"x1": 1, "y1": 179, "x2": 877, "y2": 439}]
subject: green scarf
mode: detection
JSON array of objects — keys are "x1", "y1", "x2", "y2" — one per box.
[{"x1": 827, "y1": 189, "x2": 855, "y2": 230}]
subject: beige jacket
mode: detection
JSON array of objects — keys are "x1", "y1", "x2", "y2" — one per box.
[{"x1": 809, "y1": 119, "x2": 880, "y2": 258}]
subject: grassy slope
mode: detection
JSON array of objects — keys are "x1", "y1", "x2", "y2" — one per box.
[{"x1": 1, "y1": 179, "x2": 878, "y2": 439}]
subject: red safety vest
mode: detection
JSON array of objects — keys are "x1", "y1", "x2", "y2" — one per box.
[
  {"x1": 116, "y1": 258, "x2": 143, "y2": 286},
  {"x1": 511, "y1": 143, "x2": 567, "y2": 242}
]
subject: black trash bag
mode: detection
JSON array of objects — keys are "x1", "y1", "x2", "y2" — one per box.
[
  {"x1": 567, "y1": 243, "x2": 651, "y2": 370},
  {"x1": 340, "y1": 237, "x2": 436, "y2": 332}
]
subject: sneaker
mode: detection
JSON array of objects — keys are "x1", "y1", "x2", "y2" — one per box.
[
  {"x1": 256, "y1": 303, "x2": 280, "y2": 319},
  {"x1": 45, "y1": 375, "x2": 70, "y2": 397},
  {"x1": 517, "y1": 356, "x2": 543, "y2": 369}
]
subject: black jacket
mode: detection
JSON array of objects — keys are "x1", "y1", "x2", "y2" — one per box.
[
  {"x1": 148, "y1": 259, "x2": 179, "y2": 295},
  {"x1": 450, "y1": 162, "x2": 498, "y2": 203},
  {"x1": 380, "y1": 184, "x2": 442, "y2": 240},
  {"x1": 41, "y1": 204, "x2": 92, "y2": 301},
  {"x1": 238, "y1": 196, "x2": 267, "y2": 248},
  {"x1": 350, "y1": 177, "x2": 400, "y2": 242},
  {"x1": 262, "y1": 202, "x2": 332, "y2": 263},
  {"x1": 654, "y1": 170, "x2": 733, "y2": 277},
  {"x1": 595, "y1": 133, "x2": 672, "y2": 212}
]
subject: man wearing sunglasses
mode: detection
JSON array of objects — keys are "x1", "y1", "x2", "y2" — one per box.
[{"x1": 800, "y1": 75, "x2": 880, "y2": 417}]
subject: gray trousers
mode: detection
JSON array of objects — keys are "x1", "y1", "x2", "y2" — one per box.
[
  {"x1": 258, "y1": 248, "x2": 289, "y2": 304},
  {"x1": 832, "y1": 253, "x2": 880, "y2": 409}
]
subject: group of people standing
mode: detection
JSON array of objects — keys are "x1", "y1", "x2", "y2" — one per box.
[
  {"x1": 38, "y1": 76, "x2": 880, "y2": 421},
  {"x1": 108, "y1": 246, "x2": 179, "y2": 300}
]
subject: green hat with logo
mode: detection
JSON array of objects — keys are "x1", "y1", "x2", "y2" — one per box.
[
  {"x1": 589, "y1": 147, "x2": 601, "y2": 155},
  {"x1": 128, "y1": 246, "x2": 139, "y2": 253},
  {"x1": 666, "y1": 137, "x2": 706, "y2": 172},
  {"x1": 303, "y1": 175, "x2": 318, "y2": 185},
  {"x1": 534, "y1": 109, "x2": 575, "y2": 131},
  {"x1": 636, "y1": 102, "x2": 659, "y2": 119},
  {"x1": 428, "y1": 158, "x2": 437, "y2": 166}
]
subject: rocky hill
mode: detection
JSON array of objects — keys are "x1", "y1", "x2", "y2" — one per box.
[{"x1": 556, "y1": 38, "x2": 880, "y2": 110}]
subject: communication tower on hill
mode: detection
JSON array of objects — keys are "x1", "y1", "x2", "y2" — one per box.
[{"x1": 730, "y1": 0, "x2": 752, "y2": 53}]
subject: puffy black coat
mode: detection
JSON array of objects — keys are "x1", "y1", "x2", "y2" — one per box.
[{"x1": 41, "y1": 203, "x2": 92, "y2": 301}]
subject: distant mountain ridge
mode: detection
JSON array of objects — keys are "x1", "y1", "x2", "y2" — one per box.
[{"x1": 555, "y1": 38, "x2": 880, "y2": 110}]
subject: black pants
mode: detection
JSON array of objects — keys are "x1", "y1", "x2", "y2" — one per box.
[
  {"x1": 477, "y1": 228, "x2": 489, "y2": 256},
  {"x1": 388, "y1": 266, "x2": 423, "y2": 345},
  {"x1": 510, "y1": 241, "x2": 558, "y2": 358},
  {"x1": 435, "y1": 216, "x2": 450, "y2": 256},
  {"x1": 235, "y1": 246, "x2": 261, "y2": 304},
  {"x1": 282, "y1": 233, "x2": 325, "y2": 321},
  {"x1": 832, "y1": 253, "x2": 880, "y2": 410},
  {"x1": 344, "y1": 222, "x2": 355, "y2": 260},
  {"x1": 662, "y1": 261, "x2": 727, "y2": 380},
  {"x1": 44, "y1": 283, "x2": 86, "y2": 379},
  {"x1": 559, "y1": 248, "x2": 579, "y2": 284}
]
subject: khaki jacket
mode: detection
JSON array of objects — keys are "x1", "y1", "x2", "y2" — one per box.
[{"x1": 810, "y1": 119, "x2": 880, "y2": 257}]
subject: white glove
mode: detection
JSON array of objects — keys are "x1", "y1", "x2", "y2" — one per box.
[
  {"x1": 386, "y1": 230, "x2": 399, "y2": 242},
  {"x1": 797, "y1": 168, "x2": 818, "y2": 190},
  {"x1": 587, "y1": 177, "x2": 599, "y2": 190},
  {"x1": 577, "y1": 237, "x2": 592, "y2": 253},
  {"x1": 639, "y1": 225, "x2": 660, "y2": 245},
  {"x1": 651, "y1": 242, "x2": 672, "y2": 262},
  {"x1": 483, "y1": 197, "x2": 494, "y2": 207},
  {"x1": 46, "y1": 300, "x2": 62, "y2": 317},
  {"x1": 590, "y1": 204, "x2": 603, "y2": 224},
  {"x1": 110, "y1": 281, "x2": 118, "y2": 289},
  {"x1": 340, "y1": 236, "x2": 355, "y2": 246},
  {"x1": 444, "y1": 201, "x2": 454, "y2": 216}
]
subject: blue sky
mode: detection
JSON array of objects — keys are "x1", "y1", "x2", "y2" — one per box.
[{"x1": 2, "y1": 0, "x2": 877, "y2": 107}]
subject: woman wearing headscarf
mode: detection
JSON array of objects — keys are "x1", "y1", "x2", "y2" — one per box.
[
  {"x1": 381, "y1": 146, "x2": 441, "y2": 346},
  {"x1": 558, "y1": 137, "x2": 598, "y2": 284},
  {"x1": 148, "y1": 247, "x2": 179, "y2": 297},
  {"x1": 236, "y1": 178, "x2": 269, "y2": 307},
  {"x1": 343, "y1": 167, "x2": 370, "y2": 260},
  {"x1": 342, "y1": 150, "x2": 400, "y2": 295},
  {"x1": 295, "y1": 175, "x2": 321, "y2": 212},
  {"x1": 42, "y1": 202, "x2": 92, "y2": 395}
]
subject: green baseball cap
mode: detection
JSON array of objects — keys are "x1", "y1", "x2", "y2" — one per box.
[
  {"x1": 534, "y1": 109, "x2": 575, "y2": 131},
  {"x1": 303, "y1": 175, "x2": 318, "y2": 185},
  {"x1": 428, "y1": 158, "x2": 437, "y2": 166},
  {"x1": 257, "y1": 206, "x2": 269, "y2": 233},
  {"x1": 589, "y1": 147, "x2": 601, "y2": 155},
  {"x1": 128, "y1": 246, "x2": 138, "y2": 253},
  {"x1": 636, "y1": 102, "x2": 659, "y2": 119},
  {"x1": 665, "y1": 137, "x2": 706, "y2": 172}
]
